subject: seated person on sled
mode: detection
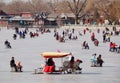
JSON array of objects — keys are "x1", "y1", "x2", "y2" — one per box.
[
  {"x1": 90, "y1": 53, "x2": 97, "y2": 67},
  {"x1": 82, "y1": 41, "x2": 89, "y2": 49},
  {"x1": 16, "y1": 61, "x2": 23, "y2": 72},
  {"x1": 70, "y1": 56, "x2": 82, "y2": 72},
  {"x1": 43, "y1": 58, "x2": 55, "y2": 73},
  {"x1": 91, "y1": 54, "x2": 104, "y2": 67},
  {"x1": 94, "y1": 39, "x2": 99, "y2": 46},
  {"x1": 10, "y1": 57, "x2": 18, "y2": 72},
  {"x1": 97, "y1": 55, "x2": 104, "y2": 67},
  {"x1": 10, "y1": 57, "x2": 23, "y2": 72},
  {"x1": 4, "y1": 40, "x2": 12, "y2": 48},
  {"x1": 62, "y1": 56, "x2": 82, "y2": 73}
]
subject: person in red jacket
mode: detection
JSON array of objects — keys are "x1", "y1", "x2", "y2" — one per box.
[
  {"x1": 112, "y1": 43, "x2": 117, "y2": 52},
  {"x1": 91, "y1": 32, "x2": 95, "y2": 41},
  {"x1": 83, "y1": 29, "x2": 86, "y2": 35},
  {"x1": 109, "y1": 42, "x2": 113, "y2": 51},
  {"x1": 43, "y1": 58, "x2": 55, "y2": 73},
  {"x1": 94, "y1": 39, "x2": 99, "y2": 46}
]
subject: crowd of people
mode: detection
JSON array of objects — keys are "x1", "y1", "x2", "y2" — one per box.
[
  {"x1": 54, "y1": 28, "x2": 79, "y2": 43},
  {"x1": 1, "y1": 26, "x2": 119, "y2": 73}
]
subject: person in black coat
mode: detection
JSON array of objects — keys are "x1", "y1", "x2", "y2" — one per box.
[
  {"x1": 97, "y1": 55, "x2": 104, "y2": 67},
  {"x1": 13, "y1": 34, "x2": 17, "y2": 40},
  {"x1": 10, "y1": 57, "x2": 18, "y2": 72},
  {"x1": 4, "y1": 40, "x2": 11, "y2": 48}
]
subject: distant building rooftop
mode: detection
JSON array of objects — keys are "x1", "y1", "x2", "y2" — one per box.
[{"x1": 0, "y1": 10, "x2": 9, "y2": 16}]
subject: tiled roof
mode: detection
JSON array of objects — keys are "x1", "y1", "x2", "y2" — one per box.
[{"x1": 0, "y1": 10, "x2": 8, "y2": 16}]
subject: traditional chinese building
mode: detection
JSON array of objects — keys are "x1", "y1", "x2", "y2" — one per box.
[
  {"x1": 0, "y1": 10, "x2": 10, "y2": 27},
  {"x1": 8, "y1": 12, "x2": 34, "y2": 28}
]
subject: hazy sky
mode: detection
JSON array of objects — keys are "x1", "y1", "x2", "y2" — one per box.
[
  {"x1": 3, "y1": 0, "x2": 19, "y2": 3},
  {"x1": 3, "y1": 0, "x2": 28, "y2": 3},
  {"x1": 2, "y1": 0, "x2": 56, "y2": 3}
]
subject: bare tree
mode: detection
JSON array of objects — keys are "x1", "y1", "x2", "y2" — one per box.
[
  {"x1": 0, "y1": 0, "x2": 6, "y2": 10},
  {"x1": 47, "y1": 0, "x2": 59, "y2": 13},
  {"x1": 28, "y1": 0, "x2": 50, "y2": 13},
  {"x1": 94, "y1": 0, "x2": 120, "y2": 24},
  {"x1": 3, "y1": 0, "x2": 50, "y2": 14},
  {"x1": 5, "y1": 0, "x2": 26, "y2": 13},
  {"x1": 65, "y1": 0, "x2": 88, "y2": 24},
  {"x1": 54, "y1": 1, "x2": 70, "y2": 13}
]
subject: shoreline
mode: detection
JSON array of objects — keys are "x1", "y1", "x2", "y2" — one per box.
[{"x1": 0, "y1": 25, "x2": 120, "y2": 30}]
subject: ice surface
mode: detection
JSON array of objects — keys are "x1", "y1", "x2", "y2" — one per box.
[{"x1": 0, "y1": 27, "x2": 120, "y2": 83}]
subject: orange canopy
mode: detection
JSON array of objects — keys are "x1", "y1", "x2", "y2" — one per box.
[{"x1": 41, "y1": 52, "x2": 71, "y2": 58}]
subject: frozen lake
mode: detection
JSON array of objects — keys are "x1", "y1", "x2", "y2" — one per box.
[{"x1": 0, "y1": 27, "x2": 120, "y2": 83}]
